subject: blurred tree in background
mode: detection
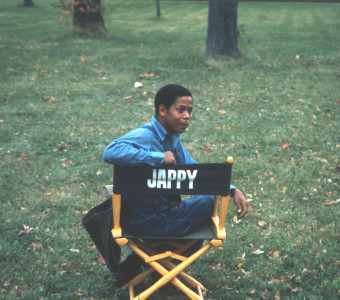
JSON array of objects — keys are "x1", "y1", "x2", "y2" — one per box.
[
  {"x1": 22, "y1": 0, "x2": 35, "y2": 7},
  {"x1": 206, "y1": 1, "x2": 240, "y2": 56},
  {"x1": 55, "y1": 0, "x2": 106, "y2": 36}
]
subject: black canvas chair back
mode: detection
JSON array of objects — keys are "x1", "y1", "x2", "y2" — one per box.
[{"x1": 113, "y1": 163, "x2": 231, "y2": 196}]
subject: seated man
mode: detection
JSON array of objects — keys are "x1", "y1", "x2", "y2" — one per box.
[{"x1": 103, "y1": 84, "x2": 248, "y2": 284}]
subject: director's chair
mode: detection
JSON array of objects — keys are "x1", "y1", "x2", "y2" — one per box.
[{"x1": 107, "y1": 158, "x2": 233, "y2": 300}]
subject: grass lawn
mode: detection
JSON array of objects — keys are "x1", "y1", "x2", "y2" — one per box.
[{"x1": 1, "y1": 0, "x2": 339, "y2": 299}]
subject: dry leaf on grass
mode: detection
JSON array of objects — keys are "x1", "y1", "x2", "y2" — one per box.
[
  {"x1": 322, "y1": 199, "x2": 340, "y2": 206},
  {"x1": 233, "y1": 216, "x2": 242, "y2": 223},
  {"x1": 19, "y1": 225, "x2": 34, "y2": 235}
]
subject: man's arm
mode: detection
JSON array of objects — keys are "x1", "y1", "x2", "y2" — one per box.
[
  {"x1": 104, "y1": 142, "x2": 165, "y2": 166},
  {"x1": 104, "y1": 129, "x2": 165, "y2": 166},
  {"x1": 232, "y1": 189, "x2": 248, "y2": 218}
]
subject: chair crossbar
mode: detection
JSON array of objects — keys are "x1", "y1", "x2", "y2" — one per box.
[
  {"x1": 145, "y1": 251, "x2": 173, "y2": 263},
  {"x1": 142, "y1": 251, "x2": 206, "y2": 291},
  {"x1": 124, "y1": 240, "x2": 215, "y2": 300}
]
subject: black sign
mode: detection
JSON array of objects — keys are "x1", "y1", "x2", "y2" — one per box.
[{"x1": 113, "y1": 163, "x2": 232, "y2": 196}]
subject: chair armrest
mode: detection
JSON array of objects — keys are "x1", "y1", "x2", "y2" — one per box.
[
  {"x1": 112, "y1": 192, "x2": 123, "y2": 238},
  {"x1": 105, "y1": 185, "x2": 123, "y2": 238},
  {"x1": 211, "y1": 195, "x2": 230, "y2": 239}
]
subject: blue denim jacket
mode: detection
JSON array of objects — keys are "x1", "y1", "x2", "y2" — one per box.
[
  {"x1": 103, "y1": 117, "x2": 235, "y2": 235},
  {"x1": 104, "y1": 116, "x2": 195, "y2": 166}
]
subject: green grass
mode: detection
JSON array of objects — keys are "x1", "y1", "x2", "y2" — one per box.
[{"x1": 1, "y1": 0, "x2": 339, "y2": 299}]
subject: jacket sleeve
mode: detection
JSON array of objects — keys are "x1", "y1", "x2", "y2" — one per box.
[{"x1": 103, "y1": 129, "x2": 165, "y2": 166}]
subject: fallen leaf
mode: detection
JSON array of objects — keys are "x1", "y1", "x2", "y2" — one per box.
[
  {"x1": 322, "y1": 199, "x2": 340, "y2": 206},
  {"x1": 258, "y1": 220, "x2": 267, "y2": 227},
  {"x1": 97, "y1": 256, "x2": 106, "y2": 265},
  {"x1": 19, "y1": 152, "x2": 27, "y2": 161},
  {"x1": 41, "y1": 94, "x2": 59, "y2": 103},
  {"x1": 70, "y1": 248, "x2": 80, "y2": 253},
  {"x1": 204, "y1": 146, "x2": 211, "y2": 153},
  {"x1": 275, "y1": 291, "x2": 281, "y2": 300},
  {"x1": 253, "y1": 249, "x2": 265, "y2": 255},
  {"x1": 124, "y1": 96, "x2": 132, "y2": 100},
  {"x1": 221, "y1": 285, "x2": 232, "y2": 290},
  {"x1": 28, "y1": 242, "x2": 43, "y2": 250},
  {"x1": 19, "y1": 225, "x2": 34, "y2": 235},
  {"x1": 281, "y1": 142, "x2": 290, "y2": 149},
  {"x1": 54, "y1": 141, "x2": 67, "y2": 152},
  {"x1": 313, "y1": 157, "x2": 328, "y2": 163},
  {"x1": 80, "y1": 55, "x2": 86, "y2": 62},
  {"x1": 75, "y1": 288, "x2": 85, "y2": 296},
  {"x1": 233, "y1": 216, "x2": 242, "y2": 223},
  {"x1": 219, "y1": 109, "x2": 227, "y2": 115},
  {"x1": 138, "y1": 72, "x2": 155, "y2": 79},
  {"x1": 261, "y1": 291, "x2": 270, "y2": 300}
]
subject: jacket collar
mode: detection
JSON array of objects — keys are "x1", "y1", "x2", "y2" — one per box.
[{"x1": 151, "y1": 116, "x2": 180, "y2": 143}]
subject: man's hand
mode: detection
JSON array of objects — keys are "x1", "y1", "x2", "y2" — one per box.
[
  {"x1": 163, "y1": 151, "x2": 177, "y2": 164},
  {"x1": 232, "y1": 189, "x2": 248, "y2": 218}
]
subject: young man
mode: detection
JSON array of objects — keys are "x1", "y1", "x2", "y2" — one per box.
[{"x1": 104, "y1": 84, "x2": 247, "y2": 284}]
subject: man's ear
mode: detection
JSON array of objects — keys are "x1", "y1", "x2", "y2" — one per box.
[{"x1": 158, "y1": 104, "x2": 167, "y2": 117}]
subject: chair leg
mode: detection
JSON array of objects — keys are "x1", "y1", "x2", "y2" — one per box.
[
  {"x1": 129, "y1": 285, "x2": 134, "y2": 299},
  {"x1": 126, "y1": 240, "x2": 213, "y2": 300},
  {"x1": 161, "y1": 260, "x2": 206, "y2": 291},
  {"x1": 121, "y1": 267, "x2": 154, "y2": 290},
  {"x1": 135, "y1": 239, "x2": 206, "y2": 290}
]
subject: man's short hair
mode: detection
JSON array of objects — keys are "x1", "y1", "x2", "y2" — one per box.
[{"x1": 155, "y1": 84, "x2": 192, "y2": 115}]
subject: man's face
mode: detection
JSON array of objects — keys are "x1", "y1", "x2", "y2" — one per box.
[{"x1": 160, "y1": 96, "x2": 193, "y2": 135}]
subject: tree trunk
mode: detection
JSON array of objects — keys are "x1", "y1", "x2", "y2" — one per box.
[
  {"x1": 73, "y1": 0, "x2": 107, "y2": 36},
  {"x1": 23, "y1": 0, "x2": 34, "y2": 7},
  {"x1": 156, "y1": 0, "x2": 161, "y2": 18},
  {"x1": 205, "y1": 1, "x2": 240, "y2": 56}
]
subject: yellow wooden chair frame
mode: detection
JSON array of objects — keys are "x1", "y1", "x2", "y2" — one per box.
[{"x1": 108, "y1": 158, "x2": 233, "y2": 300}]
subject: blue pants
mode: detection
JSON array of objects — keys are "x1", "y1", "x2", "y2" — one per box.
[{"x1": 122, "y1": 194, "x2": 215, "y2": 237}]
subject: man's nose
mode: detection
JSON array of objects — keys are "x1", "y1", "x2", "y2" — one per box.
[{"x1": 184, "y1": 111, "x2": 191, "y2": 119}]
